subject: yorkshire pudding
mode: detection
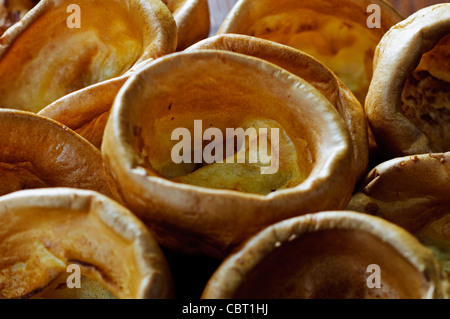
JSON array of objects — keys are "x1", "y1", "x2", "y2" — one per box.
[
  {"x1": 0, "y1": 0, "x2": 38, "y2": 35},
  {"x1": 0, "y1": 109, "x2": 114, "y2": 198},
  {"x1": 37, "y1": 0, "x2": 208, "y2": 147},
  {"x1": 0, "y1": 188, "x2": 172, "y2": 299},
  {"x1": 164, "y1": 0, "x2": 210, "y2": 50},
  {"x1": 348, "y1": 152, "x2": 450, "y2": 283},
  {"x1": 218, "y1": 0, "x2": 402, "y2": 104},
  {"x1": 102, "y1": 50, "x2": 355, "y2": 257},
  {"x1": 366, "y1": 4, "x2": 450, "y2": 157},
  {"x1": 0, "y1": 0, "x2": 177, "y2": 113},
  {"x1": 38, "y1": 74, "x2": 129, "y2": 149},
  {"x1": 187, "y1": 34, "x2": 368, "y2": 181},
  {"x1": 202, "y1": 211, "x2": 446, "y2": 299}
]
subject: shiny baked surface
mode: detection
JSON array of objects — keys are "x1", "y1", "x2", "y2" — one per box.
[
  {"x1": 0, "y1": 0, "x2": 143, "y2": 112},
  {"x1": 0, "y1": 188, "x2": 173, "y2": 299}
]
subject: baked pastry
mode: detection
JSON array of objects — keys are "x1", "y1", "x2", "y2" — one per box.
[
  {"x1": 348, "y1": 152, "x2": 450, "y2": 283},
  {"x1": 102, "y1": 50, "x2": 356, "y2": 257},
  {"x1": 187, "y1": 34, "x2": 368, "y2": 181},
  {"x1": 202, "y1": 211, "x2": 446, "y2": 299},
  {"x1": 366, "y1": 4, "x2": 450, "y2": 156},
  {"x1": 0, "y1": 0, "x2": 38, "y2": 35},
  {"x1": 165, "y1": 0, "x2": 210, "y2": 50},
  {"x1": 38, "y1": 74, "x2": 129, "y2": 149},
  {"x1": 218, "y1": 0, "x2": 402, "y2": 104},
  {"x1": 0, "y1": 109, "x2": 115, "y2": 198},
  {"x1": 0, "y1": 188, "x2": 172, "y2": 299},
  {"x1": 36, "y1": 1, "x2": 200, "y2": 149},
  {"x1": 0, "y1": 0, "x2": 177, "y2": 113}
]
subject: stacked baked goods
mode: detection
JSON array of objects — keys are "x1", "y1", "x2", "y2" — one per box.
[{"x1": 0, "y1": 0, "x2": 449, "y2": 299}]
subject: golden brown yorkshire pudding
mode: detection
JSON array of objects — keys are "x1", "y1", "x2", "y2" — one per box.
[
  {"x1": 0, "y1": 0, "x2": 38, "y2": 35},
  {"x1": 102, "y1": 50, "x2": 356, "y2": 257},
  {"x1": 0, "y1": 188, "x2": 172, "y2": 299},
  {"x1": 218, "y1": 0, "x2": 402, "y2": 104},
  {"x1": 202, "y1": 211, "x2": 446, "y2": 299},
  {"x1": 347, "y1": 152, "x2": 450, "y2": 283},
  {"x1": 187, "y1": 34, "x2": 368, "y2": 181},
  {"x1": 0, "y1": 0, "x2": 177, "y2": 113},
  {"x1": 0, "y1": 109, "x2": 115, "y2": 198},
  {"x1": 163, "y1": 0, "x2": 210, "y2": 50},
  {"x1": 366, "y1": 4, "x2": 450, "y2": 157},
  {"x1": 38, "y1": 0, "x2": 208, "y2": 148}
]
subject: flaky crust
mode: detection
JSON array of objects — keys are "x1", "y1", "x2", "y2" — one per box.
[
  {"x1": 366, "y1": 4, "x2": 450, "y2": 156},
  {"x1": 102, "y1": 50, "x2": 356, "y2": 257},
  {"x1": 202, "y1": 211, "x2": 446, "y2": 299},
  {"x1": 187, "y1": 34, "x2": 368, "y2": 181},
  {"x1": 0, "y1": 188, "x2": 173, "y2": 299}
]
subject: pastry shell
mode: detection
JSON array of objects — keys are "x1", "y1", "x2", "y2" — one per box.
[
  {"x1": 348, "y1": 152, "x2": 450, "y2": 284},
  {"x1": 218, "y1": 0, "x2": 402, "y2": 104},
  {"x1": 102, "y1": 50, "x2": 356, "y2": 257},
  {"x1": 0, "y1": 188, "x2": 172, "y2": 299},
  {"x1": 37, "y1": 0, "x2": 209, "y2": 148},
  {"x1": 0, "y1": 109, "x2": 115, "y2": 198},
  {"x1": 187, "y1": 34, "x2": 368, "y2": 181},
  {"x1": 0, "y1": 0, "x2": 177, "y2": 113},
  {"x1": 365, "y1": 4, "x2": 450, "y2": 156},
  {"x1": 202, "y1": 211, "x2": 446, "y2": 299}
]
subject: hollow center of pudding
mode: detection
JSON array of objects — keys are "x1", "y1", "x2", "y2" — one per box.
[
  {"x1": 401, "y1": 34, "x2": 450, "y2": 152},
  {"x1": 247, "y1": 9, "x2": 380, "y2": 103},
  {"x1": 233, "y1": 229, "x2": 429, "y2": 299},
  {"x1": 0, "y1": 208, "x2": 141, "y2": 299},
  {"x1": 0, "y1": 0, "x2": 144, "y2": 112},
  {"x1": 147, "y1": 118, "x2": 312, "y2": 195}
]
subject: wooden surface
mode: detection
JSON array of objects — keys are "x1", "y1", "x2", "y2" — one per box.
[{"x1": 207, "y1": 0, "x2": 450, "y2": 35}]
